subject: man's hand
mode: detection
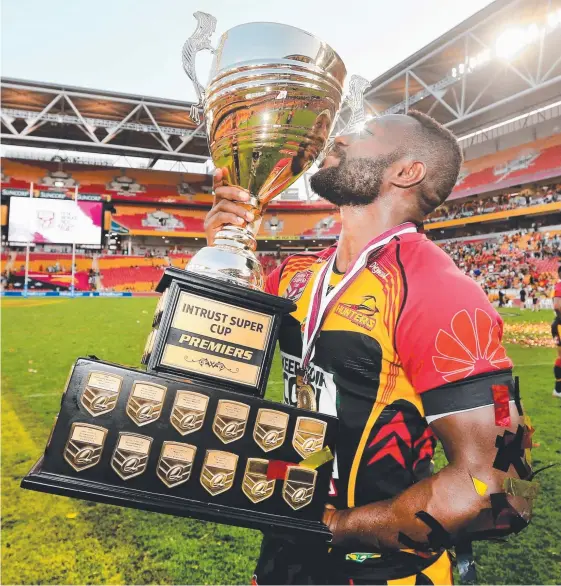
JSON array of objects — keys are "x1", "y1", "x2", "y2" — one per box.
[
  {"x1": 204, "y1": 168, "x2": 255, "y2": 245},
  {"x1": 323, "y1": 504, "x2": 343, "y2": 542}
]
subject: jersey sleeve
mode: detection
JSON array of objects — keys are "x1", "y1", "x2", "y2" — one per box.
[
  {"x1": 554, "y1": 282, "x2": 561, "y2": 297},
  {"x1": 395, "y1": 244, "x2": 513, "y2": 419},
  {"x1": 265, "y1": 265, "x2": 283, "y2": 296}
]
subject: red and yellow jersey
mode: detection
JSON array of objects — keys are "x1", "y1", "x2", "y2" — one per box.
[
  {"x1": 264, "y1": 227, "x2": 512, "y2": 581},
  {"x1": 554, "y1": 281, "x2": 561, "y2": 297}
]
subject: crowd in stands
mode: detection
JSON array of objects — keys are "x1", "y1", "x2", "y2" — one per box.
[
  {"x1": 426, "y1": 183, "x2": 561, "y2": 223},
  {"x1": 441, "y1": 229, "x2": 561, "y2": 304}
]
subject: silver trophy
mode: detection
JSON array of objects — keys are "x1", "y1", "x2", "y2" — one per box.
[{"x1": 181, "y1": 12, "x2": 347, "y2": 290}]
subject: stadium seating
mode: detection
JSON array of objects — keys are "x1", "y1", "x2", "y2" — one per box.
[
  {"x1": 451, "y1": 134, "x2": 561, "y2": 199},
  {"x1": 1, "y1": 159, "x2": 211, "y2": 205},
  {"x1": 12, "y1": 253, "x2": 92, "y2": 272},
  {"x1": 111, "y1": 206, "x2": 206, "y2": 234}
]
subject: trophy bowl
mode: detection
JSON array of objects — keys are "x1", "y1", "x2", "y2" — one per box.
[{"x1": 182, "y1": 13, "x2": 347, "y2": 290}]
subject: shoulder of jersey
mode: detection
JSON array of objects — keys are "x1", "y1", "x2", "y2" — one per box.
[
  {"x1": 396, "y1": 232, "x2": 478, "y2": 284},
  {"x1": 282, "y1": 247, "x2": 333, "y2": 275}
]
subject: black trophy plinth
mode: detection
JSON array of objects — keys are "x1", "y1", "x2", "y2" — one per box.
[
  {"x1": 22, "y1": 357, "x2": 337, "y2": 538},
  {"x1": 143, "y1": 268, "x2": 295, "y2": 398}
]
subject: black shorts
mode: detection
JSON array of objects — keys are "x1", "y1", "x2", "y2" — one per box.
[
  {"x1": 551, "y1": 318, "x2": 561, "y2": 346},
  {"x1": 253, "y1": 534, "x2": 451, "y2": 585}
]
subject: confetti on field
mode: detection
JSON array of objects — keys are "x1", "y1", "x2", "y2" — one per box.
[{"x1": 503, "y1": 322, "x2": 555, "y2": 347}]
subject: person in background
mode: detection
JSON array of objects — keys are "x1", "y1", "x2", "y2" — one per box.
[{"x1": 551, "y1": 266, "x2": 561, "y2": 398}]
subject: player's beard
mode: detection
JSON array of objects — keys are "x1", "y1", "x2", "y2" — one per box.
[{"x1": 310, "y1": 151, "x2": 401, "y2": 207}]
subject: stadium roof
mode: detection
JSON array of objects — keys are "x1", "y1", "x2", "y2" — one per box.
[
  {"x1": 336, "y1": 0, "x2": 561, "y2": 137},
  {"x1": 0, "y1": 78, "x2": 208, "y2": 164},
  {"x1": 2, "y1": 0, "x2": 560, "y2": 164}
]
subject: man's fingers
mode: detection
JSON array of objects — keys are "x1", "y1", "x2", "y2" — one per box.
[
  {"x1": 205, "y1": 211, "x2": 246, "y2": 230},
  {"x1": 215, "y1": 185, "x2": 251, "y2": 203},
  {"x1": 209, "y1": 199, "x2": 254, "y2": 222}
]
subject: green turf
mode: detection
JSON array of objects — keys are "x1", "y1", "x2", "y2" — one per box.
[{"x1": 1, "y1": 300, "x2": 560, "y2": 584}]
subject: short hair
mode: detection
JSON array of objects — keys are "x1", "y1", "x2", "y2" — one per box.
[{"x1": 406, "y1": 110, "x2": 463, "y2": 215}]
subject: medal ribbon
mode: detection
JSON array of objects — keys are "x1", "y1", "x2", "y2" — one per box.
[{"x1": 301, "y1": 222, "x2": 418, "y2": 379}]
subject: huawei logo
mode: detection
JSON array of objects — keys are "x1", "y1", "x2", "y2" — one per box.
[{"x1": 432, "y1": 308, "x2": 512, "y2": 383}]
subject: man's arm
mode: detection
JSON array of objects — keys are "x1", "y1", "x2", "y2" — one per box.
[
  {"x1": 325, "y1": 399, "x2": 532, "y2": 549},
  {"x1": 323, "y1": 246, "x2": 534, "y2": 549}
]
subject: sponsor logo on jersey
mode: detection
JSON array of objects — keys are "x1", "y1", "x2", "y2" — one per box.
[
  {"x1": 335, "y1": 296, "x2": 379, "y2": 331},
  {"x1": 284, "y1": 270, "x2": 313, "y2": 301},
  {"x1": 368, "y1": 261, "x2": 389, "y2": 279}
]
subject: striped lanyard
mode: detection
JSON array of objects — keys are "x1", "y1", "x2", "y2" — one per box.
[{"x1": 300, "y1": 222, "x2": 417, "y2": 381}]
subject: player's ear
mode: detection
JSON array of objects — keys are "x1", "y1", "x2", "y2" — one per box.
[{"x1": 390, "y1": 160, "x2": 426, "y2": 189}]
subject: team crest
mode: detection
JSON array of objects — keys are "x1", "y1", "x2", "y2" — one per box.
[
  {"x1": 335, "y1": 296, "x2": 379, "y2": 331},
  {"x1": 284, "y1": 270, "x2": 313, "y2": 302}
]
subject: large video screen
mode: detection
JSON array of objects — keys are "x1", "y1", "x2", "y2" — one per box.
[{"x1": 8, "y1": 197, "x2": 103, "y2": 245}]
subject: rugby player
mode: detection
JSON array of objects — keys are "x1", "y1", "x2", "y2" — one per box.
[{"x1": 204, "y1": 111, "x2": 533, "y2": 584}]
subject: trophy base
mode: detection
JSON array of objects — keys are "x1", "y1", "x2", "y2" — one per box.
[
  {"x1": 145, "y1": 268, "x2": 294, "y2": 397},
  {"x1": 186, "y1": 241, "x2": 264, "y2": 291},
  {"x1": 22, "y1": 457, "x2": 331, "y2": 538},
  {"x1": 21, "y1": 357, "x2": 338, "y2": 539}
]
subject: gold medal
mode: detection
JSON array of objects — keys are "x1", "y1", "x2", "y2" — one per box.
[{"x1": 296, "y1": 371, "x2": 317, "y2": 411}]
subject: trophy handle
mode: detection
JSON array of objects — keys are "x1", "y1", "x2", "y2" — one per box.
[
  {"x1": 339, "y1": 74, "x2": 371, "y2": 134},
  {"x1": 316, "y1": 75, "x2": 370, "y2": 167},
  {"x1": 181, "y1": 11, "x2": 217, "y2": 124}
]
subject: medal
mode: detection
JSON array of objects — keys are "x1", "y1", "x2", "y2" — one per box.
[{"x1": 296, "y1": 368, "x2": 317, "y2": 411}]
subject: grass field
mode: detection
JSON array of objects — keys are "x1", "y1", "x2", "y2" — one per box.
[{"x1": 1, "y1": 298, "x2": 560, "y2": 585}]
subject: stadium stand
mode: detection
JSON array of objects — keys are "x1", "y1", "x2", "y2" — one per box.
[
  {"x1": 0, "y1": 159, "x2": 212, "y2": 205},
  {"x1": 451, "y1": 135, "x2": 561, "y2": 200},
  {"x1": 112, "y1": 205, "x2": 206, "y2": 235}
]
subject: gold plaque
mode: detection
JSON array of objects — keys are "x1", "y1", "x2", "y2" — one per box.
[
  {"x1": 242, "y1": 458, "x2": 275, "y2": 503},
  {"x1": 160, "y1": 291, "x2": 273, "y2": 387},
  {"x1": 201, "y1": 449, "x2": 238, "y2": 496},
  {"x1": 152, "y1": 288, "x2": 169, "y2": 327},
  {"x1": 126, "y1": 381, "x2": 167, "y2": 426},
  {"x1": 170, "y1": 390, "x2": 209, "y2": 436},
  {"x1": 283, "y1": 466, "x2": 317, "y2": 510},
  {"x1": 254, "y1": 409, "x2": 289, "y2": 452},
  {"x1": 157, "y1": 441, "x2": 196, "y2": 488},
  {"x1": 64, "y1": 422, "x2": 107, "y2": 472},
  {"x1": 213, "y1": 400, "x2": 250, "y2": 444},
  {"x1": 141, "y1": 329, "x2": 158, "y2": 365},
  {"x1": 111, "y1": 432, "x2": 152, "y2": 480},
  {"x1": 81, "y1": 371, "x2": 123, "y2": 417},
  {"x1": 292, "y1": 417, "x2": 327, "y2": 459}
]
